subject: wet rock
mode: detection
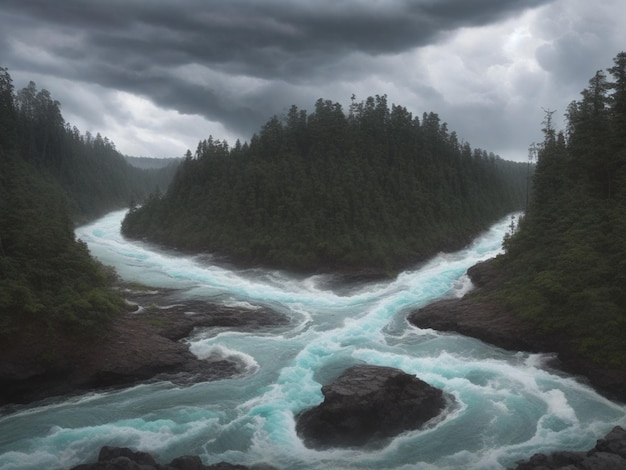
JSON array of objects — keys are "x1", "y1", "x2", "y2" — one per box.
[
  {"x1": 408, "y1": 261, "x2": 539, "y2": 353},
  {"x1": 594, "y1": 425, "x2": 626, "y2": 459},
  {"x1": 70, "y1": 446, "x2": 157, "y2": 469},
  {"x1": 68, "y1": 445, "x2": 267, "y2": 470},
  {"x1": 513, "y1": 426, "x2": 626, "y2": 470},
  {"x1": 98, "y1": 446, "x2": 158, "y2": 465},
  {"x1": 295, "y1": 364, "x2": 448, "y2": 448},
  {"x1": 169, "y1": 455, "x2": 206, "y2": 470},
  {"x1": 408, "y1": 259, "x2": 626, "y2": 403}
]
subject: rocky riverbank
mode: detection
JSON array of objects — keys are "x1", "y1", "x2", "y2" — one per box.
[
  {"x1": 70, "y1": 426, "x2": 626, "y2": 470},
  {"x1": 513, "y1": 425, "x2": 626, "y2": 470},
  {"x1": 70, "y1": 445, "x2": 275, "y2": 470},
  {"x1": 408, "y1": 259, "x2": 626, "y2": 403},
  {"x1": 0, "y1": 286, "x2": 288, "y2": 408}
]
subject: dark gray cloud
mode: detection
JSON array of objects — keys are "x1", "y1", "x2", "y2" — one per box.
[
  {"x1": 0, "y1": 0, "x2": 623, "y2": 159},
  {"x1": 3, "y1": 0, "x2": 549, "y2": 62}
]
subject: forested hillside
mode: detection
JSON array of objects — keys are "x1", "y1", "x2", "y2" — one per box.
[
  {"x1": 495, "y1": 52, "x2": 626, "y2": 365},
  {"x1": 0, "y1": 69, "x2": 119, "y2": 343},
  {"x1": 122, "y1": 95, "x2": 528, "y2": 273},
  {"x1": 0, "y1": 67, "x2": 173, "y2": 345},
  {"x1": 8, "y1": 78, "x2": 177, "y2": 222}
]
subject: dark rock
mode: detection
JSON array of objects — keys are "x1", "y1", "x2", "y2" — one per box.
[
  {"x1": 408, "y1": 261, "x2": 540, "y2": 353},
  {"x1": 169, "y1": 455, "x2": 205, "y2": 470},
  {"x1": 68, "y1": 446, "x2": 267, "y2": 470},
  {"x1": 514, "y1": 451, "x2": 586, "y2": 470},
  {"x1": 408, "y1": 259, "x2": 626, "y2": 403},
  {"x1": 0, "y1": 291, "x2": 288, "y2": 407},
  {"x1": 593, "y1": 425, "x2": 626, "y2": 459},
  {"x1": 98, "y1": 456, "x2": 142, "y2": 470},
  {"x1": 412, "y1": 259, "x2": 626, "y2": 470},
  {"x1": 328, "y1": 268, "x2": 391, "y2": 285},
  {"x1": 70, "y1": 446, "x2": 160, "y2": 470},
  {"x1": 98, "y1": 446, "x2": 158, "y2": 466},
  {"x1": 295, "y1": 364, "x2": 448, "y2": 448},
  {"x1": 466, "y1": 260, "x2": 499, "y2": 288},
  {"x1": 513, "y1": 426, "x2": 626, "y2": 470},
  {"x1": 580, "y1": 452, "x2": 626, "y2": 470}
]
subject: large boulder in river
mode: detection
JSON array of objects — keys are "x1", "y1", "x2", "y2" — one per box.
[{"x1": 295, "y1": 365, "x2": 448, "y2": 448}]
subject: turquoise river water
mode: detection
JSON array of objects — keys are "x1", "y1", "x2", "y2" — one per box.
[{"x1": 0, "y1": 210, "x2": 624, "y2": 470}]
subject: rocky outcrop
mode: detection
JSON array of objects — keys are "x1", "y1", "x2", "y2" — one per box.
[
  {"x1": 408, "y1": 259, "x2": 626, "y2": 403},
  {"x1": 513, "y1": 425, "x2": 626, "y2": 470},
  {"x1": 295, "y1": 365, "x2": 449, "y2": 448},
  {"x1": 69, "y1": 445, "x2": 273, "y2": 470},
  {"x1": 0, "y1": 289, "x2": 287, "y2": 407},
  {"x1": 409, "y1": 261, "x2": 542, "y2": 352}
]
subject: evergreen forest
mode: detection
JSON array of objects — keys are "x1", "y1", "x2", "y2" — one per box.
[
  {"x1": 0, "y1": 68, "x2": 176, "y2": 344},
  {"x1": 9, "y1": 79, "x2": 178, "y2": 223},
  {"x1": 122, "y1": 95, "x2": 529, "y2": 274},
  {"x1": 494, "y1": 52, "x2": 626, "y2": 366}
]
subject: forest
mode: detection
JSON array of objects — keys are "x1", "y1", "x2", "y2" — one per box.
[
  {"x1": 122, "y1": 95, "x2": 529, "y2": 274},
  {"x1": 0, "y1": 68, "x2": 175, "y2": 345},
  {"x1": 492, "y1": 52, "x2": 626, "y2": 365},
  {"x1": 2, "y1": 50, "x2": 624, "y2": 381}
]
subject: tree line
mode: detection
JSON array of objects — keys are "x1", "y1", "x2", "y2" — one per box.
[
  {"x1": 0, "y1": 67, "x2": 175, "y2": 345},
  {"x1": 122, "y1": 95, "x2": 528, "y2": 274},
  {"x1": 8, "y1": 79, "x2": 177, "y2": 222},
  {"x1": 496, "y1": 52, "x2": 626, "y2": 366}
]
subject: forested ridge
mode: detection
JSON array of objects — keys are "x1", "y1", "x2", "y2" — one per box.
[
  {"x1": 493, "y1": 52, "x2": 626, "y2": 365},
  {"x1": 122, "y1": 95, "x2": 528, "y2": 274},
  {"x1": 9, "y1": 79, "x2": 178, "y2": 223},
  {"x1": 0, "y1": 68, "x2": 175, "y2": 345}
]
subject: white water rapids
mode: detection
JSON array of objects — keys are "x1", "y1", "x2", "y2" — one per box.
[{"x1": 0, "y1": 210, "x2": 624, "y2": 470}]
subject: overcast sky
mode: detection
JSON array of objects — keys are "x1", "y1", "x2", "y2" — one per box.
[{"x1": 1, "y1": 0, "x2": 624, "y2": 162}]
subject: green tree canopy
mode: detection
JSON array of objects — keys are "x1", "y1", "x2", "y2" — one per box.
[
  {"x1": 498, "y1": 51, "x2": 626, "y2": 366},
  {"x1": 123, "y1": 95, "x2": 528, "y2": 275}
]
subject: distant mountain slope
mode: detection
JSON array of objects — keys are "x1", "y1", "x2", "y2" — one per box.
[{"x1": 122, "y1": 95, "x2": 528, "y2": 274}]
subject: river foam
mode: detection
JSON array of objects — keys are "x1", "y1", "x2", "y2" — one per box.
[{"x1": 1, "y1": 210, "x2": 624, "y2": 470}]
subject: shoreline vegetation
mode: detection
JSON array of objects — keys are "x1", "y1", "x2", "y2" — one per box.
[
  {"x1": 0, "y1": 67, "x2": 177, "y2": 362},
  {"x1": 408, "y1": 54, "x2": 626, "y2": 407},
  {"x1": 410, "y1": 260, "x2": 626, "y2": 403},
  {"x1": 0, "y1": 283, "x2": 289, "y2": 409}
]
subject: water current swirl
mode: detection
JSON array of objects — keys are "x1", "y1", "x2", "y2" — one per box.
[{"x1": 0, "y1": 210, "x2": 624, "y2": 470}]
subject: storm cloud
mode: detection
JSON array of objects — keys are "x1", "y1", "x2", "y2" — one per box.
[{"x1": 1, "y1": 0, "x2": 624, "y2": 159}]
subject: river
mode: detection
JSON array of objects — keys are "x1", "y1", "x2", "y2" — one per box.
[{"x1": 0, "y1": 209, "x2": 624, "y2": 470}]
